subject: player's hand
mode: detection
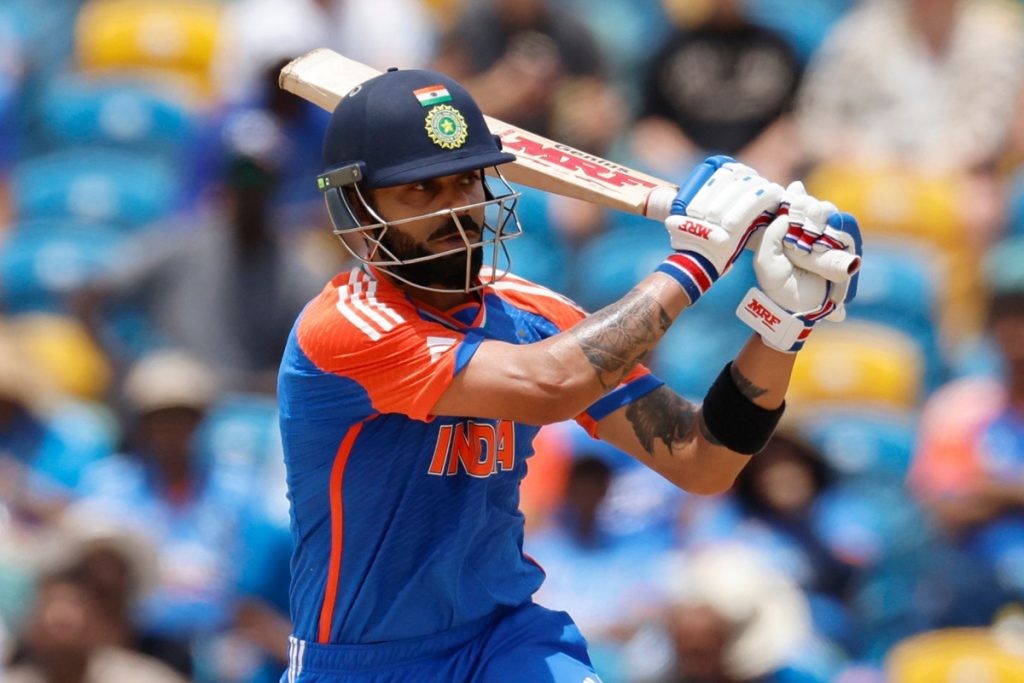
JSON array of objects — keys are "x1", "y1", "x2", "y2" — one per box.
[
  {"x1": 737, "y1": 181, "x2": 863, "y2": 353},
  {"x1": 660, "y1": 156, "x2": 783, "y2": 304}
]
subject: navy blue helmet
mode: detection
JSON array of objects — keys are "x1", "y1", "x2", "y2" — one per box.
[{"x1": 316, "y1": 68, "x2": 522, "y2": 292}]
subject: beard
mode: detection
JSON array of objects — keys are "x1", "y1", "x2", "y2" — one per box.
[{"x1": 378, "y1": 216, "x2": 484, "y2": 290}]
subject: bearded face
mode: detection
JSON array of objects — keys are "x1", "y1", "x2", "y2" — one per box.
[{"x1": 377, "y1": 214, "x2": 485, "y2": 291}]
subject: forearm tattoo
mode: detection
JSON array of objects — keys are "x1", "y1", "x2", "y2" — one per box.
[
  {"x1": 624, "y1": 386, "x2": 697, "y2": 458},
  {"x1": 729, "y1": 363, "x2": 768, "y2": 401},
  {"x1": 571, "y1": 288, "x2": 673, "y2": 391}
]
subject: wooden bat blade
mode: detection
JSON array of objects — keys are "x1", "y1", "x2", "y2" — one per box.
[{"x1": 279, "y1": 48, "x2": 677, "y2": 217}]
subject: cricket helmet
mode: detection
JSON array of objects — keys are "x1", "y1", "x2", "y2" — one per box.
[{"x1": 317, "y1": 68, "x2": 522, "y2": 292}]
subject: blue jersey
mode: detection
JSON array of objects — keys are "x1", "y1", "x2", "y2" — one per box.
[{"x1": 277, "y1": 266, "x2": 661, "y2": 646}]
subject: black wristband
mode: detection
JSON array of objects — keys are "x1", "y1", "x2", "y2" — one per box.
[{"x1": 701, "y1": 362, "x2": 785, "y2": 455}]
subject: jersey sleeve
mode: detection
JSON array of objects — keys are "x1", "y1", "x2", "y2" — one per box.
[
  {"x1": 296, "y1": 283, "x2": 484, "y2": 423},
  {"x1": 489, "y1": 274, "x2": 664, "y2": 437}
]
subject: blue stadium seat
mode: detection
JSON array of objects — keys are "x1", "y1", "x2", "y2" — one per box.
[
  {"x1": 10, "y1": 149, "x2": 181, "y2": 228},
  {"x1": 36, "y1": 75, "x2": 197, "y2": 154},
  {"x1": 0, "y1": 221, "x2": 123, "y2": 313},
  {"x1": 798, "y1": 408, "x2": 918, "y2": 482},
  {"x1": 198, "y1": 393, "x2": 281, "y2": 473},
  {"x1": 650, "y1": 315, "x2": 749, "y2": 399},
  {"x1": 197, "y1": 393, "x2": 288, "y2": 520},
  {"x1": 845, "y1": 240, "x2": 946, "y2": 390}
]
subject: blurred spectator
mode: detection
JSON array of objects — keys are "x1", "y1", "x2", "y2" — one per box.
[
  {"x1": 49, "y1": 510, "x2": 159, "y2": 653},
  {"x1": 526, "y1": 452, "x2": 680, "y2": 681},
  {"x1": 214, "y1": 0, "x2": 436, "y2": 104},
  {"x1": 0, "y1": 321, "x2": 111, "y2": 526},
  {"x1": 634, "y1": 0, "x2": 802, "y2": 181},
  {"x1": 682, "y1": 433, "x2": 857, "y2": 651},
  {"x1": 75, "y1": 134, "x2": 329, "y2": 393},
  {"x1": 5, "y1": 566, "x2": 185, "y2": 683},
  {"x1": 909, "y1": 237, "x2": 1024, "y2": 599},
  {"x1": 654, "y1": 544, "x2": 825, "y2": 683},
  {"x1": 796, "y1": 0, "x2": 1024, "y2": 173},
  {"x1": 65, "y1": 351, "x2": 252, "y2": 676},
  {"x1": 433, "y1": 0, "x2": 625, "y2": 154}
]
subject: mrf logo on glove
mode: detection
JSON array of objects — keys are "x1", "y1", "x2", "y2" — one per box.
[
  {"x1": 657, "y1": 156, "x2": 784, "y2": 305},
  {"x1": 676, "y1": 220, "x2": 714, "y2": 240},
  {"x1": 744, "y1": 297, "x2": 782, "y2": 331}
]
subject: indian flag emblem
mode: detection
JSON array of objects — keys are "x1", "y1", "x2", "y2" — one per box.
[
  {"x1": 424, "y1": 104, "x2": 468, "y2": 149},
  {"x1": 414, "y1": 85, "x2": 452, "y2": 107}
]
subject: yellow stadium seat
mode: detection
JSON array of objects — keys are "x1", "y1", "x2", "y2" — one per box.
[
  {"x1": 787, "y1": 321, "x2": 925, "y2": 413},
  {"x1": 887, "y1": 628, "x2": 1024, "y2": 683},
  {"x1": 10, "y1": 314, "x2": 112, "y2": 402},
  {"x1": 806, "y1": 163, "x2": 985, "y2": 339},
  {"x1": 75, "y1": 0, "x2": 223, "y2": 100}
]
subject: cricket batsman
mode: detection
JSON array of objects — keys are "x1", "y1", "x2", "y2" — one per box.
[{"x1": 276, "y1": 67, "x2": 861, "y2": 682}]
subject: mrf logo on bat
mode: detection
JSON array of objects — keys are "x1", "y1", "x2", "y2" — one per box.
[{"x1": 497, "y1": 129, "x2": 658, "y2": 190}]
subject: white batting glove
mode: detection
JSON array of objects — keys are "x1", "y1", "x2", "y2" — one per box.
[
  {"x1": 657, "y1": 156, "x2": 784, "y2": 304},
  {"x1": 737, "y1": 181, "x2": 863, "y2": 353}
]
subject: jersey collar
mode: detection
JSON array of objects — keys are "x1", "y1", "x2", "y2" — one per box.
[{"x1": 362, "y1": 264, "x2": 489, "y2": 330}]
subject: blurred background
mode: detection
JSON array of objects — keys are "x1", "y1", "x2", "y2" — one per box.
[{"x1": 2, "y1": 0, "x2": 1024, "y2": 681}]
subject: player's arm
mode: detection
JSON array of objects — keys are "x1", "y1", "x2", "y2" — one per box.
[
  {"x1": 590, "y1": 335, "x2": 793, "y2": 495},
  {"x1": 434, "y1": 158, "x2": 783, "y2": 426},
  {"x1": 433, "y1": 270, "x2": 687, "y2": 425}
]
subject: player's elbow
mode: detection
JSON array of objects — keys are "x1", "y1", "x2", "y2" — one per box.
[{"x1": 680, "y1": 470, "x2": 738, "y2": 497}]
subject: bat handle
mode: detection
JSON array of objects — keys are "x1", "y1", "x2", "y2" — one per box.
[
  {"x1": 787, "y1": 248, "x2": 861, "y2": 283},
  {"x1": 643, "y1": 186, "x2": 678, "y2": 221}
]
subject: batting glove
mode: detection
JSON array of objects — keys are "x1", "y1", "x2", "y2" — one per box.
[
  {"x1": 737, "y1": 182, "x2": 863, "y2": 353},
  {"x1": 657, "y1": 156, "x2": 784, "y2": 305}
]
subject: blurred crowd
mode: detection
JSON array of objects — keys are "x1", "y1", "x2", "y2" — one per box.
[{"x1": 3, "y1": 0, "x2": 1024, "y2": 681}]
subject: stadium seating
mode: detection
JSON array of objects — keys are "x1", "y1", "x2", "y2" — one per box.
[
  {"x1": 0, "y1": 220, "x2": 123, "y2": 312},
  {"x1": 10, "y1": 149, "x2": 180, "y2": 228},
  {"x1": 786, "y1": 321, "x2": 926, "y2": 413},
  {"x1": 36, "y1": 74, "x2": 197, "y2": 155},
  {"x1": 8, "y1": 314, "x2": 112, "y2": 401},
  {"x1": 797, "y1": 407, "x2": 917, "y2": 482},
  {"x1": 886, "y1": 628, "x2": 1024, "y2": 682},
  {"x1": 806, "y1": 163, "x2": 986, "y2": 339},
  {"x1": 75, "y1": 0, "x2": 224, "y2": 101},
  {"x1": 845, "y1": 239, "x2": 946, "y2": 391}
]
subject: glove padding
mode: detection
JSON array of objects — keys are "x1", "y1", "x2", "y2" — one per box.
[
  {"x1": 658, "y1": 156, "x2": 784, "y2": 304},
  {"x1": 738, "y1": 181, "x2": 863, "y2": 353}
]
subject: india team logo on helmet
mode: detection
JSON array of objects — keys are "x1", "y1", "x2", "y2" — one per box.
[{"x1": 424, "y1": 105, "x2": 468, "y2": 150}]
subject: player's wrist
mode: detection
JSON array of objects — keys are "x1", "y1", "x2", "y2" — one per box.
[
  {"x1": 701, "y1": 361, "x2": 785, "y2": 455},
  {"x1": 735, "y1": 287, "x2": 821, "y2": 353},
  {"x1": 656, "y1": 250, "x2": 721, "y2": 304}
]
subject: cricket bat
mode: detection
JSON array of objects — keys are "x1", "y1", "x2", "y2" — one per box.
[{"x1": 280, "y1": 49, "x2": 858, "y2": 282}]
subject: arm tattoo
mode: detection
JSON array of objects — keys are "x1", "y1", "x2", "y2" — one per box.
[
  {"x1": 570, "y1": 288, "x2": 672, "y2": 391},
  {"x1": 624, "y1": 386, "x2": 697, "y2": 458},
  {"x1": 729, "y1": 363, "x2": 768, "y2": 401}
]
